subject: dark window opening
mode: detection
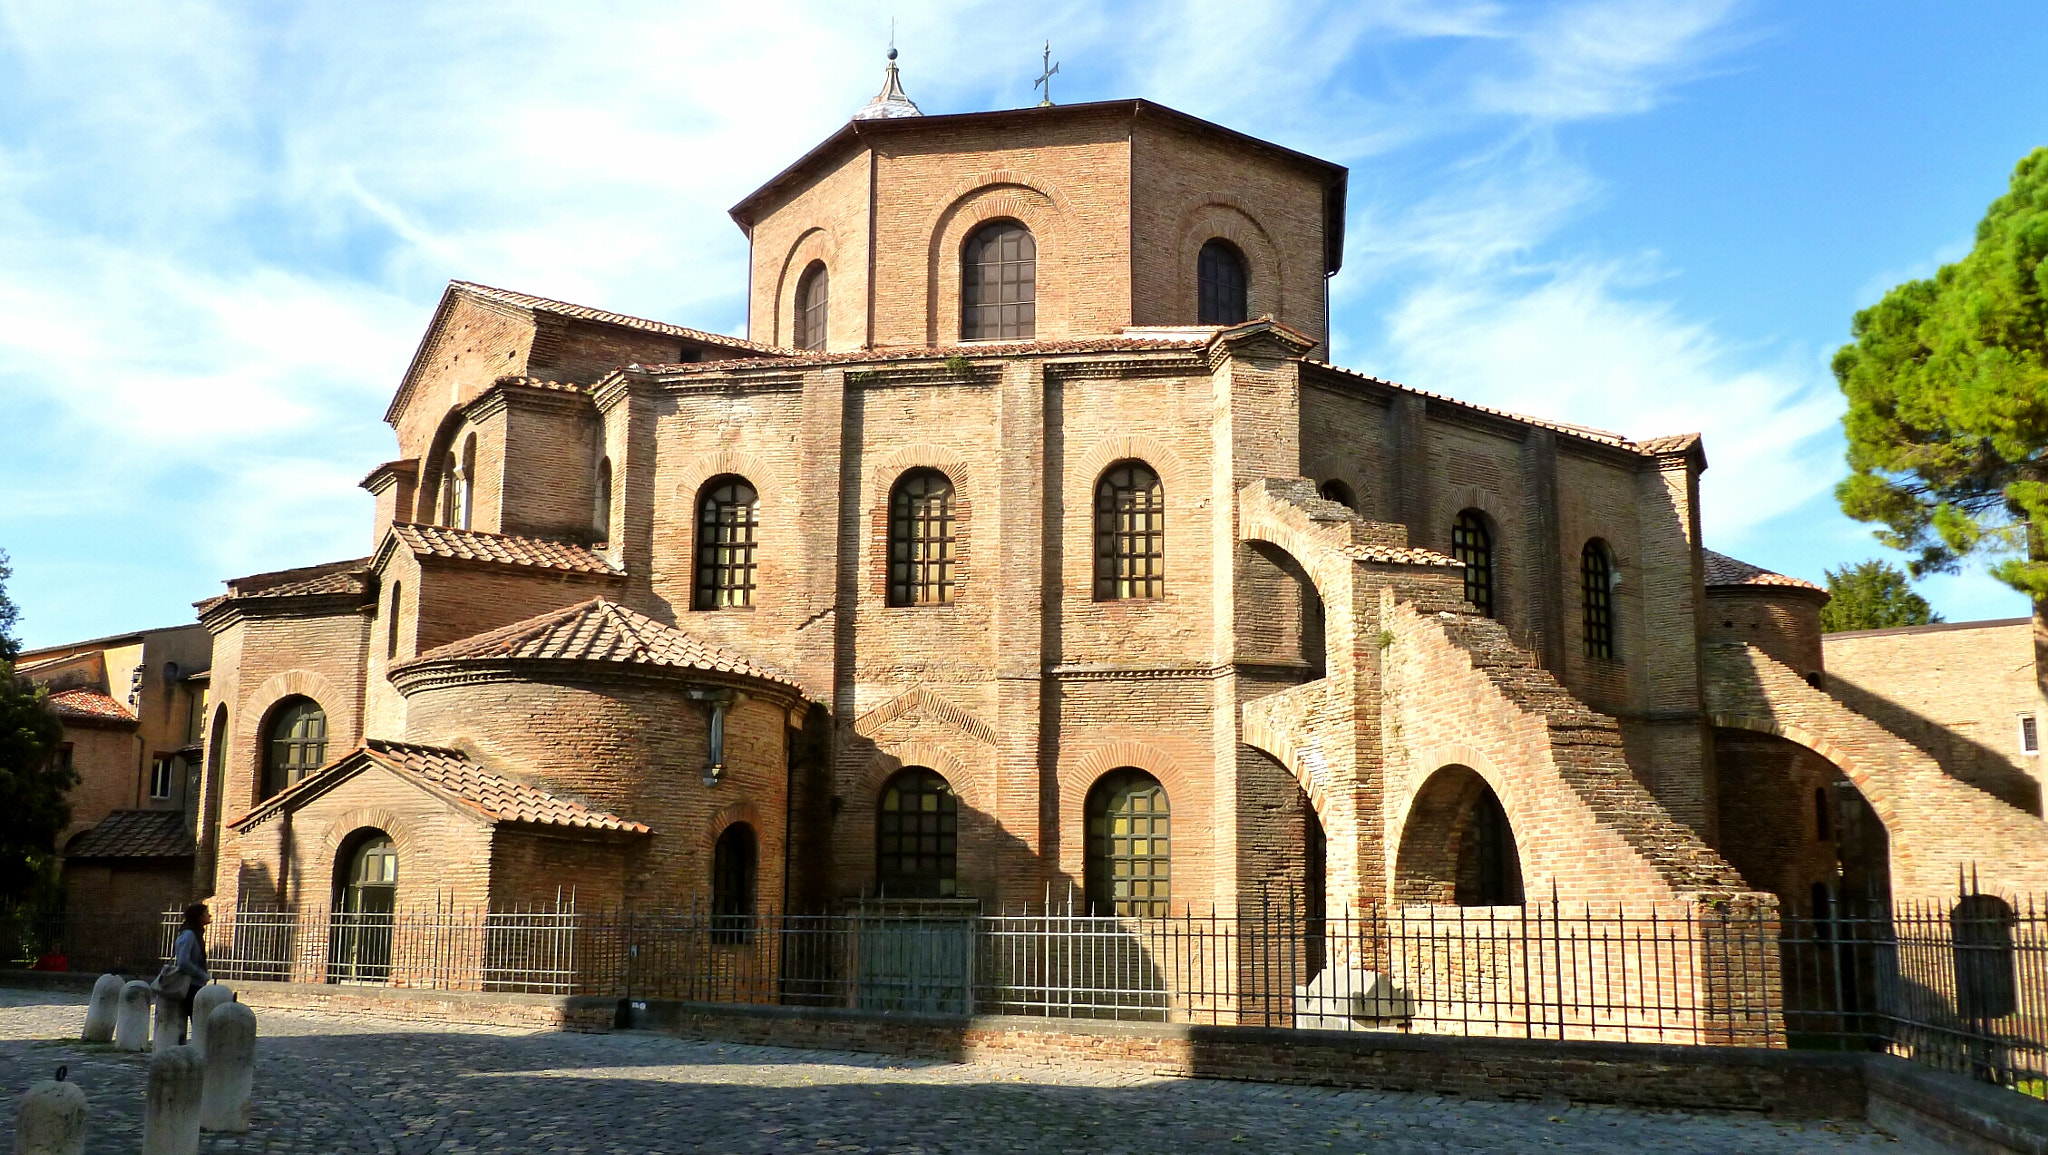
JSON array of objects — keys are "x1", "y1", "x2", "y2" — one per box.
[
  {"x1": 962, "y1": 221, "x2": 1036, "y2": 340},
  {"x1": 877, "y1": 768, "x2": 958, "y2": 898},
  {"x1": 712, "y1": 823, "x2": 758, "y2": 944},
  {"x1": 694, "y1": 478, "x2": 759, "y2": 609},
  {"x1": 1456, "y1": 787, "x2": 1522, "y2": 906},
  {"x1": 795, "y1": 262, "x2": 828, "y2": 352},
  {"x1": 1318, "y1": 479, "x2": 1355, "y2": 510},
  {"x1": 1582, "y1": 539, "x2": 1614, "y2": 659},
  {"x1": 1451, "y1": 510, "x2": 1494, "y2": 618},
  {"x1": 1093, "y1": 462, "x2": 1165, "y2": 600},
  {"x1": 386, "y1": 581, "x2": 404, "y2": 661},
  {"x1": 888, "y1": 470, "x2": 957, "y2": 606},
  {"x1": 1197, "y1": 239, "x2": 1249, "y2": 325}
]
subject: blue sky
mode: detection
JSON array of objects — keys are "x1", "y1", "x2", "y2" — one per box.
[{"x1": 2, "y1": 0, "x2": 2043, "y2": 649}]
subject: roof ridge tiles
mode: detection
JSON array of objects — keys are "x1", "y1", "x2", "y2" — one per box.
[{"x1": 449, "y1": 281, "x2": 789, "y2": 355}]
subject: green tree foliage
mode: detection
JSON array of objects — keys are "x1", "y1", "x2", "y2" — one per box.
[
  {"x1": 1834, "y1": 148, "x2": 2048, "y2": 597},
  {"x1": 0, "y1": 550, "x2": 19, "y2": 664},
  {"x1": 0, "y1": 667, "x2": 70, "y2": 905},
  {"x1": 1818, "y1": 559, "x2": 1943, "y2": 633}
]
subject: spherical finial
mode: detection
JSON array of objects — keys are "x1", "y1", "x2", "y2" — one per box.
[{"x1": 887, "y1": 47, "x2": 898, "y2": 60}]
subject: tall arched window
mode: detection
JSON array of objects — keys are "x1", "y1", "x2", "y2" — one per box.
[
  {"x1": 876, "y1": 768, "x2": 957, "y2": 898},
  {"x1": 1197, "y1": 239, "x2": 1248, "y2": 325},
  {"x1": 1582, "y1": 539, "x2": 1615, "y2": 659},
  {"x1": 794, "y1": 262, "x2": 828, "y2": 352},
  {"x1": 1451, "y1": 510, "x2": 1494, "y2": 618},
  {"x1": 888, "y1": 470, "x2": 956, "y2": 606},
  {"x1": 694, "y1": 477, "x2": 759, "y2": 609},
  {"x1": 1318, "y1": 479, "x2": 1356, "y2": 510},
  {"x1": 712, "y1": 823, "x2": 758, "y2": 943},
  {"x1": 385, "y1": 581, "x2": 404, "y2": 661},
  {"x1": 457, "y1": 434, "x2": 477, "y2": 530},
  {"x1": 1085, "y1": 769, "x2": 1171, "y2": 917},
  {"x1": 262, "y1": 697, "x2": 327, "y2": 799},
  {"x1": 332, "y1": 830, "x2": 397, "y2": 983},
  {"x1": 593, "y1": 457, "x2": 612, "y2": 541},
  {"x1": 962, "y1": 221, "x2": 1035, "y2": 340},
  {"x1": 1094, "y1": 462, "x2": 1165, "y2": 600}
]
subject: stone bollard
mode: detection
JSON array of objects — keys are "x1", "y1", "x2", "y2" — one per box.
[
  {"x1": 141, "y1": 1046, "x2": 202, "y2": 1155},
  {"x1": 151, "y1": 988, "x2": 183, "y2": 1053},
  {"x1": 81, "y1": 974, "x2": 122, "y2": 1043},
  {"x1": 189, "y1": 985, "x2": 235, "y2": 1062},
  {"x1": 113, "y1": 981, "x2": 152, "y2": 1051},
  {"x1": 199, "y1": 1001, "x2": 256, "y2": 1133},
  {"x1": 13, "y1": 1066, "x2": 87, "y2": 1155}
]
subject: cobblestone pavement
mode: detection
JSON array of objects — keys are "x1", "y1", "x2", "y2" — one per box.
[{"x1": 0, "y1": 988, "x2": 1917, "y2": 1153}]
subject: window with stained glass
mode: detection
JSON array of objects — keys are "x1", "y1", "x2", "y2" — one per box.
[{"x1": 888, "y1": 470, "x2": 956, "y2": 606}]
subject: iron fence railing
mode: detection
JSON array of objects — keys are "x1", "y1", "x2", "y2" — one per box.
[{"x1": 8, "y1": 883, "x2": 2047, "y2": 1094}]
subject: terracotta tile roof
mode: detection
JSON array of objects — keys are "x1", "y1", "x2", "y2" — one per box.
[
  {"x1": 65, "y1": 810, "x2": 194, "y2": 859},
  {"x1": 1636, "y1": 433, "x2": 1703, "y2": 456},
  {"x1": 1348, "y1": 544, "x2": 1465, "y2": 567},
  {"x1": 232, "y1": 739, "x2": 649, "y2": 834},
  {"x1": 1703, "y1": 549, "x2": 1826, "y2": 593},
  {"x1": 405, "y1": 598, "x2": 806, "y2": 696},
  {"x1": 357, "y1": 458, "x2": 419, "y2": 488},
  {"x1": 388, "y1": 524, "x2": 620, "y2": 575},
  {"x1": 220, "y1": 558, "x2": 372, "y2": 601},
  {"x1": 492, "y1": 376, "x2": 592, "y2": 395},
  {"x1": 359, "y1": 740, "x2": 649, "y2": 832},
  {"x1": 45, "y1": 688, "x2": 136, "y2": 725},
  {"x1": 634, "y1": 334, "x2": 1210, "y2": 376},
  {"x1": 450, "y1": 281, "x2": 786, "y2": 356}
]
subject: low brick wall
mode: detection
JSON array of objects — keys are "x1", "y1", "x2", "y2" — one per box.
[{"x1": 217, "y1": 980, "x2": 617, "y2": 1031}]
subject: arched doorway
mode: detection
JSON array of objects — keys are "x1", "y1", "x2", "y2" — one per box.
[
  {"x1": 1394, "y1": 765, "x2": 1525, "y2": 906},
  {"x1": 330, "y1": 830, "x2": 397, "y2": 984}
]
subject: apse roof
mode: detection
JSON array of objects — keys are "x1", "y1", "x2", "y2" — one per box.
[{"x1": 1702, "y1": 549, "x2": 1826, "y2": 594}]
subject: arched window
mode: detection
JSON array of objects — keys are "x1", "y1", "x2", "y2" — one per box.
[
  {"x1": 332, "y1": 830, "x2": 397, "y2": 983},
  {"x1": 888, "y1": 470, "x2": 956, "y2": 606},
  {"x1": 712, "y1": 823, "x2": 758, "y2": 944},
  {"x1": 694, "y1": 477, "x2": 759, "y2": 609},
  {"x1": 962, "y1": 221, "x2": 1035, "y2": 340},
  {"x1": 1581, "y1": 539, "x2": 1614, "y2": 659},
  {"x1": 385, "y1": 581, "x2": 403, "y2": 661},
  {"x1": 1197, "y1": 239, "x2": 1249, "y2": 326},
  {"x1": 1085, "y1": 769, "x2": 1171, "y2": 917},
  {"x1": 593, "y1": 457, "x2": 612, "y2": 541},
  {"x1": 262, "y1": 697, "x2": 327, "y2": 799},
  {"x1": 876, "y1": 768, "x2": 957, "y2": 898},
  {"x1": 1094, "y1": 462, "x2": 1165, "y2": 600},
  {"x1": 794, "y1": 262, "x2": 828, "y2": 352},
  {"x1": 1451, "y1": 510, "x2": 1494, "y2": 618},
  {"x1": 457, "y1": 434, "x2": 477, "y2": 530},
  {"x1": 1318, "y1": 479, "x2": 1356, "y2": 510}
]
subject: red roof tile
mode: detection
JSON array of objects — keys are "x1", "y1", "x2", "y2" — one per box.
[
  {"x1": 405, "y1": 598, "x2": 806, "y2": 696},
  {"x1": 450, "y1": 282, "x2": 786, "y2": 356},
  {"x1": 220, "y1": 558, "x2": 372, "y2": 600},
  {"x1": 65, "y1": 810, "x2": 195, "y2": 859},
  {"x1": 387, "y1": 524, "x2": 620, "y2": 575},
  {"x1": 46, "y1": 688, "x2": 136, "y2": 725},
  {"x1": 1703, "y1": 549, "x2": 1826, "y2": 594}
]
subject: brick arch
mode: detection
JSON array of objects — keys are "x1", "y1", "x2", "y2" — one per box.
[
  {"x1": 671, "y1": 448, "x2": 779, "y2": 508},
  {"x1": 1238, "y1": 715, "x2": 1331, "y2": 820},
  {"x1": 863, "y1": 442, "x2": 979, "y2": 501},
  {"x1": 1057, "y1": 738, "x2": 1205, "y2": 879},
  {"x1": 300, "y1": 807, "x2": 446, "y2": 909},
  {"x1": 1709, "y1": 712, "x2": 1901, "y2": 836},
  {"x1": 1171, "y1": 197, "x2": 1287, "y2": 323},
  {"x1": 865, "y1": 445, "x2": 979, "y2": 605},
  {"x1": 1068, "y1": 434, "x2": 1196, "y2": 503},
  {"x1": 1444, "y1": 488, "x2": 1511, "y2": 616},
  {"x1": 239, "y1": 669, "x2": 352, "y2": 810},
  {"x1": 772, "y1": 227, "x2": 842, "y2": 349},
  {"x1": 853, "y1": 738, "x2": 990, "y2": 816},
  {"x1": 415, "y1": 405, "x2": 471, "y2": 523},
  {"x1": 1391, "y1": 760, "x2": 1525, "y2": 906},
  {"x1": 701, "y1": 800, "x2": 766, "y2": 853},
  {"x1": 926, "y1": 179, "x2": 1066, "y2": 344}
]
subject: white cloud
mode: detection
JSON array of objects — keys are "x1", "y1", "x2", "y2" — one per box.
[{"x1": 1469, "y1": 0, "x2": 1745, "y2": 120}]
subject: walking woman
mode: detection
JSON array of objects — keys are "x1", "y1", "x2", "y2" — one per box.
[{"x1": 162, "y1": 903, "x2": 211, "y2": 1044}]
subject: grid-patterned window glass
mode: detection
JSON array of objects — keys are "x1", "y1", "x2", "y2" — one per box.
[
  {"x1": 1094, "y1": 462, "x2": 1165, "y2": 600},
  {"x1": 962, "y1": 222, "x2": 1036, "y2": 340},
  {"x1": 1582, "y1": 540, "x2": 1615, "y2": 659},
  {"x1": 1451, "y1": 510, "x2": 1494, "y2": 618},
  {"x1": 263, "y1": 697, "x2": 327, "y2": 799},
  {"x1": 694, "y1": 478, "x2": 759, "y2": 609},
  {"x1": 876, "y1": 768, "x2": 957, "y2": 898},
  {"x1": 795, "y1": 262, "x2": 828, "y2": 352},
  {"x1": 1085, "y1": 769, "x2": 1171, "y2": 917},
  {"x1": 149, "y1": 756, "x2": 175, "y2": 800},
  {"x1": 1197, "y1": 239, "x2": 1248, "y2": 325},
  {"x1": 712, "y1": 823, "x2": 758, "y2": 943},
  {"x1": 888, "y1": 470, "x2": 956, "y2": 606},
  {"x1": 2023, "y1": 714, "x2": 2040, "y2": 755},
  {"x1": 350, "y1": 835, "x2": 398, "y2": 888}
]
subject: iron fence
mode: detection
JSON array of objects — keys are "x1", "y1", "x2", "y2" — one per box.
[{"x1": 10, "y1": 883, "x2": 2048, "y2": 1094}]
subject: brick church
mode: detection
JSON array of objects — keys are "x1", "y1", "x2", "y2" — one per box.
[{"x1": 175, "y1": 55, "x2": 2048, "y2": 935}]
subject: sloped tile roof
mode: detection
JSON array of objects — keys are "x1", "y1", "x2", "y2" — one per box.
[
  {"x1": 405, "y1": 598, "x2": 806, "y2": 696},
  {"x1": 635, "y1": 334, "x2": 1210, "y2": 376},
  {"x1": 220, "y1": 558, "x2": 373, "y2": 601},
  {"x1": 359, "y1": 740, "x2": 649, "y2": 832},
  {"x1": 451, "y1": 281, "x2": 786, "y2": 356},
  {"x1": 1703, "y1": 549, "x2": 1826, "y2": 593},
  {"x1": 388, "y1": 524, "x2": 620, "y2": 575},
  {"x1": 1636, "y1": 433, "x2": 1704, "y2": 456},
  {"x1": 46, "y1": 688, "x2": 137, "y2": 725},
  {"x1": 66, "y1": 810, "x2": 194, "y2": 859}
]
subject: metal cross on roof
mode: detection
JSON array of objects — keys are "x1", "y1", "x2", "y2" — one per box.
[{"x1": 1035, "y1": 41, "x2": 1059, "y2": 107}]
